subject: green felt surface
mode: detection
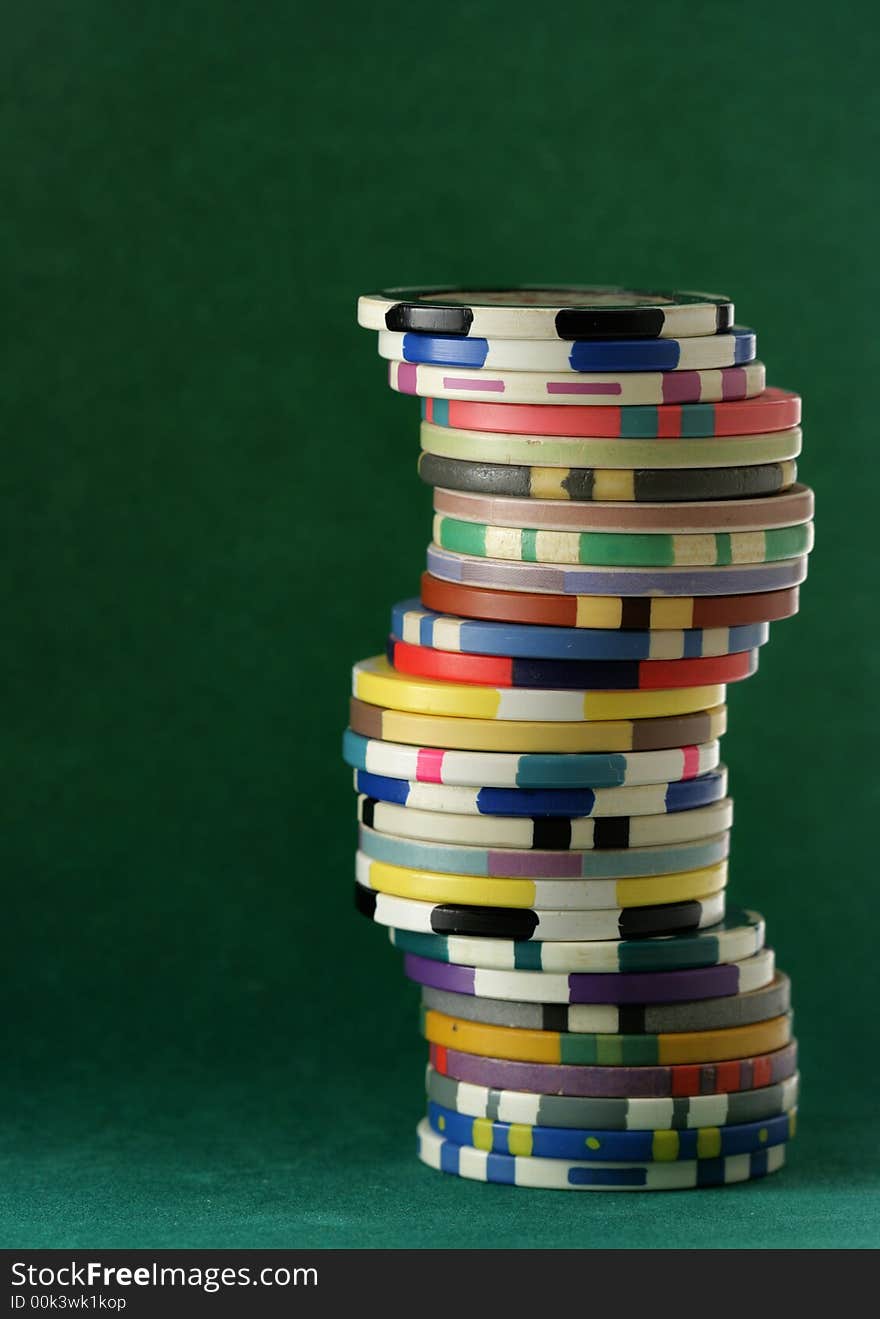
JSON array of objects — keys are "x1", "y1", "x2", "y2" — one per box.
[{"x1": 3, "y1": 0, "x2": 879, "y2": 1249}]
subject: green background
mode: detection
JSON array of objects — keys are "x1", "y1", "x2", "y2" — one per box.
[{"x1": 3, "y1": 0, "x2": 878, "y2": 1249}]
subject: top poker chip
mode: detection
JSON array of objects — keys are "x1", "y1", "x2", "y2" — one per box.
[{"x1": 357, "y1": 286, "x2": 734, "y2": 341}]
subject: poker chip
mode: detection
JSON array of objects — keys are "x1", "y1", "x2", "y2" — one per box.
[
  {"x1": 393, "y1": 905, "x2": 767, "y2": 976},
  {"x1": 358, "y1": 822, "x2": 731, "y2": 879},
  {"x1": 424, "y1": 1104, "x2": 796, "y2": 1163},
  {"x1": 355, "y1": 768, "x2": 729, "y2": 825},
  {"x1": 353, "y1": 764, "x2": 728, "y2": 818},
  {"x1": 432, "y1": 484, "x2": 814, "y2": 532},
  {"x1": 427, "y1": 543, "x2": 810, "y2": 597},
  {"x1": 387, "y1": 358, "x2": 765, "y2": 403},
  {"x1": 420, "y1": 419, "x2": 803, "y2": 469},
  {"x1": 355, "y1": 881, "x2": 727, "y2": 941},
  {"x1": 428, "y1": 1038, "x2": 798, "y2": 1098},
  {"x1": 420, "y1": 388, "x2": 801, "y2": 437},
  {"x1": 406, "y1": 949, "x2": 775, "y2": 997},
  {"x1": 432, "y1": 513, "x2": 814, "y2": 567},
  {"x1": 353, "y1": 655, "x2": 727, "y2": 721},
  {"x1": 418, "y1": 451, "x2": 799, "y2": 502},
  {"x1": 350, "y1": 696, "x2": 728, "y2": 753},
  {"x1": 420, "y1": 1005, "x2": 792, "y2": 1066},
  {"x1": 424, "y1": 1065, "x2": 800, "y2": 1131},
  {"x1": 358, "y1": 795, "x2": 735, "y2": 851},
  {"x1": 416, "y1": 1120, "x2": 787, "y2": 1190},
  {"x1": 392, "y1": 599, "x2": 770, "y2": 659},
  {"x1": 388, "y1": 635, "x2": 759, "y2": 690},
  {"x1": 378, "y1": 327, "x2": 756, "y2": 373},
  {"x1": 344, "y1": 729, "x2": 722, "y2": 790},
  {"x1": 391, "y1": 359, "x2": 766, "y2": 406},
  {"x1": 420, "y1": 970, "x2": 791, "y2": 1034},
  {"x1": 420, "y1": 573, "x2": 801, "y2": 630},
  {"x1": 357, "y1": 286, "x2": 734, "y2": 340},
  {"x1": 352, "y1": 282, "x2": 809, "y2": 1189},
  {"x1": 355, "y1": 849, "x2": 728, "y2": 910}
]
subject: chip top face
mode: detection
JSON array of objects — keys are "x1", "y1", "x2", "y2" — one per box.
[{"x1": 363, "y1": 285, "x2": 730, "y2": 309}]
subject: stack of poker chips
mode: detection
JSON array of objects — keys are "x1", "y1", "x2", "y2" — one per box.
[{"x1": 347, "y1": 286, "x2": 812, "y2": 1193}]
